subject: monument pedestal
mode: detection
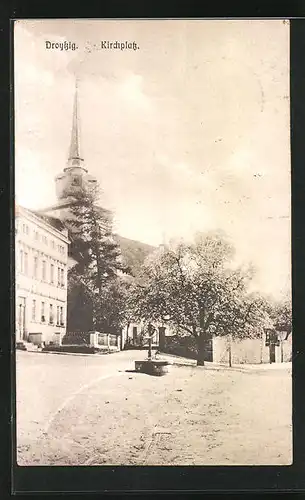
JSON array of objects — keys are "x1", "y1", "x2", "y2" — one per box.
[{"x1": 134, "y1": 359, "x2": 170, "y2": 376}]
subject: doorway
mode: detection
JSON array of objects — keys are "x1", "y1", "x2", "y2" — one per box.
[
  {"x1": 269, "y1": 343, "x2": 276, "y2": 363},
  {"x1": 16, "y1": 297, "x2": 26, "y2": 342}
]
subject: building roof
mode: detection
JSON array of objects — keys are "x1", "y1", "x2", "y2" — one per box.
[
  {"x1": 36, "y1": 198, "x2": 112, "y2": 219},
  {"x1": 16, "y1": 204, "x2": 69, "y2": 241},
  {"x1": 30, "y1": 210, "x2": 67, "y2": 232}
]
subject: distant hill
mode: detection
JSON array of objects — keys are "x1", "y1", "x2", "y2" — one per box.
[{"x1": 115, "y1": 234, "x2": 156, "y2": 276}]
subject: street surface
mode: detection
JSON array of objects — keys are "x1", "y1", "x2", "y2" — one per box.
[{"x1": 16, "y1": 350, "x2": 292, "y2": 466}]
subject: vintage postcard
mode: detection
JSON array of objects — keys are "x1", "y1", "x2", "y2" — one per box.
[{"x1": 14, "y1": 19, "x2": 292, "y2": 467}]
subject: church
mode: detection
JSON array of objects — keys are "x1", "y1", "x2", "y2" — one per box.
[
  {"x1": 17, "y1": 80, "x2": 157, "y2": 349},
  {"x1": 36, "y1": 81, "x2": 155, "y2": 272}
]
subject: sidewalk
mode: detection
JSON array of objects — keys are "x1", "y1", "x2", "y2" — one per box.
[{"x1": 158, "y1": 352, "x2": 292, "y2": 372}]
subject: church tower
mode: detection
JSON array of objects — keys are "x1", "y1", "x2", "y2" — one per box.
[
  {"x1": 37, "y1": 78, "x2": 112, "y2": 227},
  {"x1": 55, "y1": 79, "x2": 98, "y2": 201}
]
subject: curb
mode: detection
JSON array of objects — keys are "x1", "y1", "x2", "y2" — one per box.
[
  {"x1": 158, "y1": 354, "x2": 292, "y2": 372},
  {"x1": 17, "y1": 350, "x2": 119, "y2": 358}
]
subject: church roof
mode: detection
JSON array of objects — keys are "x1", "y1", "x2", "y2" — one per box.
[{"x1": 67, "y1": 79, "x2": 85, "y2": 167}]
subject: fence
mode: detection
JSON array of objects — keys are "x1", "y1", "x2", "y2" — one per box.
[
  {"x1": 97, "y1": 332, "x2": 119, "y2": 348},
  {"x1": 62, "y1": 331, "x2": 120, "y2": 350}
]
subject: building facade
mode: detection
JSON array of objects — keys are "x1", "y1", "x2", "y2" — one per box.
[{"x1": 15, "y1": 205, "x2": 70, "y2": 346}]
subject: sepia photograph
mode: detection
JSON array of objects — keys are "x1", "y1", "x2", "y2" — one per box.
[{"x1": 14, "y1": 19, "x2": 292, "y2": 467}]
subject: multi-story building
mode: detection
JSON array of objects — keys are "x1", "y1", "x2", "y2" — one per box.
[{"x1": 15, "y1": 204, "x2": 70, "y2": 347}]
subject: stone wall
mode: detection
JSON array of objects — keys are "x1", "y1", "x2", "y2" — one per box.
[{"x1": 213, "y1": 333, "x2": 292, "y2": 365}]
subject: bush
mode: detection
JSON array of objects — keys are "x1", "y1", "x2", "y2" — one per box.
[
  {"x1": 162, "y1": 335, "x2": 198, "y2": 360},
  {"x1": 62, "y1": 332, "x2": 91, "y2": 345}
]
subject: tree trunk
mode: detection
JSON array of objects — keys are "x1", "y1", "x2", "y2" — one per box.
[
  {"x1": 196, "y1": 334, "x2": 206, "y2": 366},
  {"x1": 228, "y1": 341, "x2": 232, "y2": 367},
  {"x1": 228, "y1": 334, "x2": 232, "y2": 367}
]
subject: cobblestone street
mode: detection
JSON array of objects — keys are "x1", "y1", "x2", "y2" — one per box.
[{"x1": 16, "y1": 350, "x2": 292, "y2": 466}]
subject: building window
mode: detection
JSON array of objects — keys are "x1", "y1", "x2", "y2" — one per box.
[
  {"x1": 19, "y1": 249, "x2": 24, "y2": 273},
  {"x1": 32, "y1": 299, "x2": 36, "y2": 321},
  {"x1": 34, "y1": 230, "x2": 39, "y2": 241},
  {"x1": 49, "y1": 304, "x2": 54, "y2": 324},
  {"x1": 60, "y1": 306, "x2": 64, "y2": 326},
  {"x1": 50, "y1": 263, "x2": 54, "y2": 284},
  {"x1": 51, "y1": 240, "x2": 55, "y2": 249},
  {"x1": 33, "y1": 256, "x2": 38, "y2": 279},
  {"x1": 42, "y1": 235, "x2": 47, "y2": 245},
  {"x1": 41, "y1": 302, "x2": 45, "y2": 322},
  {"x1": 57, "y1": 267, "x2": 61, "y2": 287},
  {"x1": 60, "y1": 268, "x2": 65, "y2": 287},
  {"x1": 56, "y1": 306, "x2": 60, "y2": 325},
  {"x1": 42, "y1": 260, "x2": 47, "y2": 281},
  {"x1": 24, "y1": 252, "x2": 28, "y2": 275}
]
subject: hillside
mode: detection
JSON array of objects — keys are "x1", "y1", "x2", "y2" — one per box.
[{"x1": 115, "y1": 234, "x2": 156, "y2": 276}]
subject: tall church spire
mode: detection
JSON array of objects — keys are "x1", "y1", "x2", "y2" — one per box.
[
  {"x1": 67, "y1": 78, "x2": 85, "y2": 169},
  {"x1": 55, "y1": 77, "x2": 97, "y2": 202}
]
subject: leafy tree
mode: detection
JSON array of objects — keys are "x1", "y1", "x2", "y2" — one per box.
[
  {"x1": 64, "y1": 184, "x2": 129, "y2": 332},
  {"x1": 267, "y1": 294, "x2": 292, "y2": 339},
  {"x1": 129, "y1": 231, "x2": 268, "y2": 365}
]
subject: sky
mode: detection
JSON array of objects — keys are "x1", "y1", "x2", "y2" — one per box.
[{"x1": 14, "y1": 19, "x2": 291, "y2": 298}]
